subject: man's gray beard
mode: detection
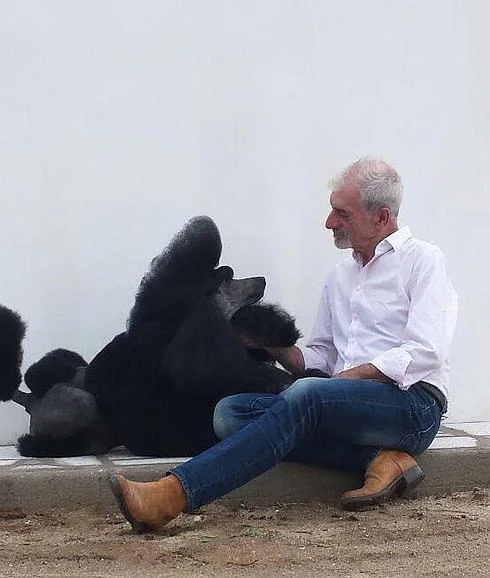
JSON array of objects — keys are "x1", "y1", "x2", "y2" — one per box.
[{"x1": 334, "y1": 233, "x2": 351, "y2": 249}]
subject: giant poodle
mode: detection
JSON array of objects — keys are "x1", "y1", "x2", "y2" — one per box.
[
  {"x1": 0, "y1": 305, "x2": 26, "y2": 403},
  {"x1": 10, "y1": 216, "x2": 320, "y2": 458}
]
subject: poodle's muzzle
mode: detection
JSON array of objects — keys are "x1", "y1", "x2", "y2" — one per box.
[{"x1": 213, "y1": 276, "x2": 266, "y2": 320}]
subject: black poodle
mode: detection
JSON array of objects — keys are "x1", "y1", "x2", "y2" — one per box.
[
  {"x1": 0, "y1": 305, "x2": 26, "y2": 402},
  {"x1": 13, "y1": 216, "x2": 320, "y2": 457}
]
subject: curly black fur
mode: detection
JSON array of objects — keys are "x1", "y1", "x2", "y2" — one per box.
[
  {"x1": 17, "y1": 416, "x2": 119, "y2": 458},
  {"x1": 84, "y1": 215, "x2": 303, "y2": 456},
  {"x1": 127, "y1": 216, "x2": 225, "y2": 332},
  {"x1": 24, "y1": 348, "x2": 87, "y2": 398},
  {"x1": 0, "y1": 305, "x2": 27, "y2": 401},
  {"x1": 231, "y1": 303, "x2": 301, "y2": 348},
  {"x1": 16, "y1": 350, "x2": 118, "y2": 458},
  {"x1": 19, "y1": 216, "x2": 304, "y2": 458}
]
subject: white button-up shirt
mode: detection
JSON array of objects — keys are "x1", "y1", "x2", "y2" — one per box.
[{"x1": 301, "y1": 227, "x2": 458, "y2": 401}]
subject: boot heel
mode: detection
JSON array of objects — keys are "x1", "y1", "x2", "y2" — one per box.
[{"x1": 397, "y1": 465, "x2": 424, "y2": 496}]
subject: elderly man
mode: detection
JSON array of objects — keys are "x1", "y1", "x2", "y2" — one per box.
[{"x1": 110, "y1": 157, "x2": 458, "y2": 533}]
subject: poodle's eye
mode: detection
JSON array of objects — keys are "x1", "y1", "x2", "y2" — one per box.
[{"x1": 215, "y1": 266, "x2": 234, "y2": 281}]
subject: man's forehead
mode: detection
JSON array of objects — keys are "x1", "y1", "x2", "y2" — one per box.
[{"x1": 330, "y1": 184, "x2": 361, "y2": 208}]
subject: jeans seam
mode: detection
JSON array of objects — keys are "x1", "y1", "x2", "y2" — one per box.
[
  {"x1": 396, "y1": 400, "x2": 441, "y2": 452},
  {"x1": 250, "y1": 395, "x2": 278, "y2": 411},
  {"x1": 185, "y1": 452, "x2": 270, "y2": 510}
]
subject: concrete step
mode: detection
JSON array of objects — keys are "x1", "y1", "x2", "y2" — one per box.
[{"x1": 0, "y1": 422, "x2": 489, "y2": 513}]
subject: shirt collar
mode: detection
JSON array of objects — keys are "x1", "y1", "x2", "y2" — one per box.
[
  {"x1": 352, "y1": 226, "x2": 412, "y2": 264},
  {"x1": 380, "y1": 226, "x2": 412, "y2": 252}
]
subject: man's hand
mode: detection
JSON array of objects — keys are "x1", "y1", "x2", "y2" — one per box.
[
  {"x1": 333, "y1": 363, "x2": 393, "y2": 383},
  {"x1": 238, "y1": 336, "x2": 305, "y2": 376},
  {"x1": 264, "y1": 345, "x2": 305, "y2": 376}
]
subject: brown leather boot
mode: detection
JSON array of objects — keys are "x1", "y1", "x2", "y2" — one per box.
[
  {"x1": 109, "y1": 473, "x2": 188, "y2": 533},
  {"x1": 340, "y1": 450, "x2": 424, "y2": 511}
]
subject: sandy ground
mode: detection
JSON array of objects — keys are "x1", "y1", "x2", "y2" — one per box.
[{"x1": 0, "y1": 489, "x2": 488, "y2": 577}]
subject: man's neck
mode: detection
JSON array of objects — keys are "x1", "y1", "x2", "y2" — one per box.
[{"x1": 357, "y1": 224, "x2": 399, "y2": 266}]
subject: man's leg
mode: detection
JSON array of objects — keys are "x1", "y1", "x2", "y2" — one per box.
[
  {"x1": 110, "y1": 377, "x2": 442, "y2": 531},
  {"x1": 212, "y1": 381, "x2": 442, "y2": 510},
  {"x1": 213, "y1": 391, "x2": 378, "y2": 473}
]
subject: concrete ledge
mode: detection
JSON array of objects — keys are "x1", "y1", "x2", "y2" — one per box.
[{"x1": 1, "y1": 447, "x2": 489, "y2": 513}]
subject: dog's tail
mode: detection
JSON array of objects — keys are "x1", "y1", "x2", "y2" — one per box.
[{"x1": 0, "y1": 305, "x2": 27, "y2": 401}]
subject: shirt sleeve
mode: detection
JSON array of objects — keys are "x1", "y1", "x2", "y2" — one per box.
[
  {"x1": 370, "y1": 247, "x2": 458, "y2": 388},
  {"x1": 300, "y1": 281, "x2": 338, "y2": 375}
]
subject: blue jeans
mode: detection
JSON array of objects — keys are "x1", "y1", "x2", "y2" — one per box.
[{"x1": 170, "y1": 377, "x2": 442, "y2": 512}]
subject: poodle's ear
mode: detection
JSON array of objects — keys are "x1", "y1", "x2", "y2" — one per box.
[
  {"x1": 231, "y1": 303, "x2": 302, "y2": 347},
  {"x1": 128, "y1": 215, "x2": 223, "y2": 330},
  {"x1": 163, "y1": 301, "x2": 248, "y2": 396},
  {"x1": 0, "y1": 305, "x2": 27, "y2": 401},
  {"x1": 24, "y1": 349, "x2": 87, "y2": 398}
]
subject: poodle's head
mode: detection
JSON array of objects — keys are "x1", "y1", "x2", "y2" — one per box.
[
  {"x1": 127, "y1": 215, "x2": 301, "y2": 350},
  {"x1": 206, "y1": 265, "x2": 266, "y2": 320}
]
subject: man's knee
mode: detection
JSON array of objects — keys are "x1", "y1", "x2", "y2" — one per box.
[
  {"x1": 281, "y1": 377, "x2": 327, "y2": 403},
  {"x1": 213, "y1": 392, "x2": 279, "y2": 440},
  {"x1": 213, "y1": 395, "x2": 242, "y2": 440}
]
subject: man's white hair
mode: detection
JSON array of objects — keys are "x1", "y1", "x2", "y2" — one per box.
[{"x1": 330, "y1": 157, "x2": 403, "y2": 217}]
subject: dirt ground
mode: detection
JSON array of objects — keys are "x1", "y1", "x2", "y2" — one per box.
[{"x1": 0, "y1": 488, "x2": 488, "y2": 577}]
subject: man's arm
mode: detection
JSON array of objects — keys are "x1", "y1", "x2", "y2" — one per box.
[
  {"x1": 369, "y1": 247, "x2": 457, "y2": 388},
  {"x1": 263, "y1": 280, "x2": 337, "y2": 378},
  {"x1": 300, "y1": 281, "x2": 338, "y2": 376},
  {"x1": 264, "y1": 345, "x2": 305, "y2": 376},
  {"x1": 262, "y1": 352, "x2": 392, "y2": 382},
  {"x1": 333, "y1": 363, "x2": 393, "y2": 382}
]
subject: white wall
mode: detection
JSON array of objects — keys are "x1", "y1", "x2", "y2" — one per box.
[{"x1": 0, "y1": 0, "x2": 488, "y2": 443}]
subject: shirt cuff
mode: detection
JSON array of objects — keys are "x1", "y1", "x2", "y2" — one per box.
[
  {"x1": 300, "y1": 346, "x2": 327, "y2": 373},
  {"x1": 370, "y1": 349, "x2": 412, "y2": 389}
]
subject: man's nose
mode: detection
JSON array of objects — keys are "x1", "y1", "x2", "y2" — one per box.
[{"x1": 325, "y1": 211, "x2": 338, "y2": 229}]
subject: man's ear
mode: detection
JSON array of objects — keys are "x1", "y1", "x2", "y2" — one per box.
[{"x1": 377, "y1": 207, "x2": 391, "y2": 227}]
